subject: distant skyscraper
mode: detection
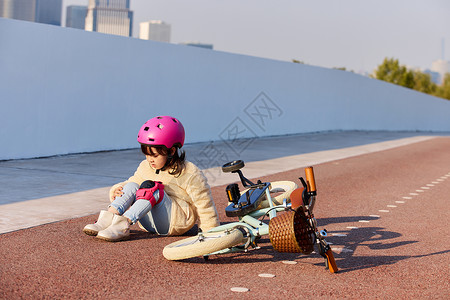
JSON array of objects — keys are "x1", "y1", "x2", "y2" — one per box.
[
  {"x1": 85, "y1": 0, "x2": 133, "y2": 37},
  {"x1": 0, "y1": 0, "x2": 61, "y2": 25},
  {"x1": 36, "y1": 0, "x2": 61, "y2": 25},
  {"x1": 431, "y1": 59, "x2": 450, "y2": 84},
  {"x1": 66, "y1": 5, "x2": 87, "y2": 30},
  {"x1": 0, "y1": 0, "x2": 34, "y2": 21},
  {"x1": 139, "y1": 20, "x2": 171, "y2": 43}
]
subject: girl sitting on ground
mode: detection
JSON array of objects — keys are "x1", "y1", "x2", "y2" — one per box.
[{"x1": 83, "y1": 116, "x2": 220, "y2": 242}]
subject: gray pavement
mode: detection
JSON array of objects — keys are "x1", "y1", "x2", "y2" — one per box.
[{"x1": 0, "y1": 130, "x2": 448, "y2": 234}]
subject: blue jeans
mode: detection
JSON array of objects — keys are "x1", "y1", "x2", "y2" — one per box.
[{"x1": 109, "y1": 182, "x2": 172, "y2": 235}]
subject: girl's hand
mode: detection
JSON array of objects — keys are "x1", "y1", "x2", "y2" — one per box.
[{"x1": 112, "y1": 186, "x2": 124, "y2": 200}]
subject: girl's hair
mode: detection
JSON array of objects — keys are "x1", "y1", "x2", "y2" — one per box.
[{"x1": 141, "y1": 145, "x2": 186, "y2": 177}]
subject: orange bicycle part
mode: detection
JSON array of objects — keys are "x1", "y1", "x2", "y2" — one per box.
[
  {"x1": 325, "y1": 249, "x2": 339, "y2": 273},
  {"x1": 305, "y1": 166, "x2": 316, "y2": 193},
  {"x1": 289, "y1": 187, "x2": 304, "y2": 210}
]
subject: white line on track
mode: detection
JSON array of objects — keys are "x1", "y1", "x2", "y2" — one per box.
[
  {"x1": 231, "y1": 287, "x2": 249, "y2": 293},
  {"x1": 325, "y1": 171, "x2": 449, "y2": 259},
  {"x1": 332, "y1": 233, "x2": 347, "y2": 237}
]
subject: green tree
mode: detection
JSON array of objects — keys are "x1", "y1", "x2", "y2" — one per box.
[
  {"x1": 372, "y1": 58, "x2": 414, "y2": 89},
  {"x1": 412, "y1": 70, "x2": 436, "y2": 95},
  {"x1": 372, "y1": 57, "x2": 450, "y2": 101},
  {"x1": 434, "y1": 73, "x2": 450, "y2": 100}
]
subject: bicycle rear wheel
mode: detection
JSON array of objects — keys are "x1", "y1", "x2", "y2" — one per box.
[{"x1": 163, "y1": 229, "x2": 246, "y2": 260}]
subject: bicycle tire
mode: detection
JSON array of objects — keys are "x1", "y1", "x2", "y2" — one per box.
[{"x1": 163, "y1": 229, "x2": 246, "y2": 260}]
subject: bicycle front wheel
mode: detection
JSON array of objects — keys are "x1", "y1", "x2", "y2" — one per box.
[{"x1": 163, "y1": 229, "x2": 246, "y2": 260}]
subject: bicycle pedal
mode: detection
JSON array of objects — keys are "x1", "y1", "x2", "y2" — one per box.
[{"x1": 244, "y1": 246, "x2": 261, "y2": 252}]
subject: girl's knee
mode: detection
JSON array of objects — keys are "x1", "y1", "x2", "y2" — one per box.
[{"x1": 123, "y1": 182, "x2": 139, "y2": 193}]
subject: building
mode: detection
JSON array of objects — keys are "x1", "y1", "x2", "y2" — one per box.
[
  {"x1": 0, "y1": 0, "x2": 61, "y2": 26},
  {"x1": 66, "y1": 5, "x2": 87, "y2": 30},
  {"x1": 431, "y1": 59, "x2": 450, "y2": 84},
  {"x1": 36, "y1": 0, "x2": 61, "y2": 25},
  {"x1": 423, "y1": 69, "x2": 441, "y2": 85},
  {"x1": 139, "y1": 20, "x2": 171, "y2": 43},
  {"x1": 180, "y1": 42, "x2": 213, "y2": 50},
  {"x1": 85, "y1": 0, "x2": 133, "y2": 37}
]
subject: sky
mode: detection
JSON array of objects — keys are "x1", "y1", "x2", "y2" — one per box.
[{"x1": 62, "y1": 0, "x2": 450, "y2": 74}]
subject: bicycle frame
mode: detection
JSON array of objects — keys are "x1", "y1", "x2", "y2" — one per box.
[{"x1": 206, "y1": 188, "x2": 290, "y2": 256}]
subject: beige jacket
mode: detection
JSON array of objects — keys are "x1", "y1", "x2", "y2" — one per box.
[{"x1": 109, "y1": 160, "x2": 220, "y2": 236}]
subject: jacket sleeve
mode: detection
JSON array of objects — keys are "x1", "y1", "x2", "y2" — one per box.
[
  {"x1": 184, "y1": 171, "x2": 220, "y2": 231},
  {"x1": 109, "y1": 160, "x2": 147, "y2": 202}
]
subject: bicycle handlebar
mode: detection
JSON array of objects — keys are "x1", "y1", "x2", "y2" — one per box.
[{"x1": 305, "y1": 166, "x2": 316, "y2": 194}]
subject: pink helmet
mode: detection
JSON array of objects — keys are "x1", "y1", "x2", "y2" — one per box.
[{"x1": 137, "y1": 116, "x2": 185, "y2": 148}]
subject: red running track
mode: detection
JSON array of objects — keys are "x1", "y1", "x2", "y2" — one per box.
[{"x1": 1, "y1": 137, "x2": 449, "y2": 299}]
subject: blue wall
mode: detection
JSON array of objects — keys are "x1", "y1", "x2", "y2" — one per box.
[{"x1": 1, "y1": 17, "x2": 449, "y2": 159}]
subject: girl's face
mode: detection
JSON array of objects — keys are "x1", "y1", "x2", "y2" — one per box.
[{"x1": 145, "y1": 147, "x2": 168, "y2": 170}]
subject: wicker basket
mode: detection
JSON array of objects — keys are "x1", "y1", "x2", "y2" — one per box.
[{"x1": 269, "y1": 208, "x2": 315, "y2": 254}]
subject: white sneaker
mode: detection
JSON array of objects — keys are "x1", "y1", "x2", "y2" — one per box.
[
  {"x1": 83, "y1": 210, "x2": 114, "y2": 236},
  {"x1": 96, "y1": 214, "x2": 130, "y2": 242}
]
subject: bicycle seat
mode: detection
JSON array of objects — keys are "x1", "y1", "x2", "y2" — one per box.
[{"x1": 225, "y1": 182, "x2": 270, "y2": 217}]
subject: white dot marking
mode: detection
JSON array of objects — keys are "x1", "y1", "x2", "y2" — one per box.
[
  {"x1": 258, "y1": 273, "x2": 276, "y2": 278},
  {"x1": 231, "y1": 287, "x2": 249, "y2": 293},
  {"x1": 332, "y1": 247, "x2": 354, "y2": 254}
]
